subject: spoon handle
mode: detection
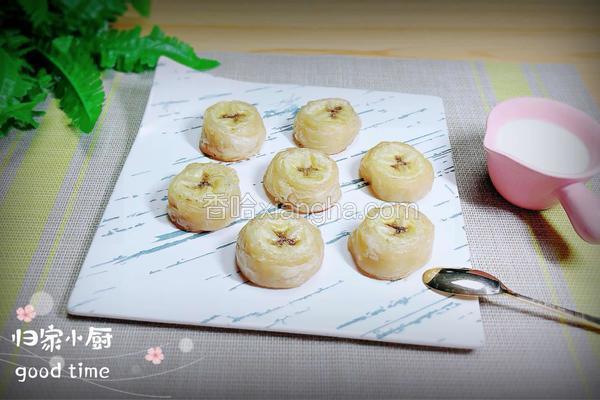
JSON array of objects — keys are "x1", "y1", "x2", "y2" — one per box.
[{"x1": 504, "y1": 289, "x2": 600, "y2": 330}]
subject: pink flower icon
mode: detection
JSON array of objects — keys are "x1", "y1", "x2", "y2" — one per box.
[
  {"x1": 145, "y1": 347, "x2": 164, "y2": 365},
  {"x1": 16, "y1": 305, "x2": 36, "y2": 323}
]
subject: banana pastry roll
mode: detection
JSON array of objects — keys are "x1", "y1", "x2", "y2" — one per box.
[
  {"x1": 294, "y1": 98, "x2": 361, "y2": 154},
  {"x1": 360, "y1": 141, "x2": 434, "y2": 202},
  {"x1": 167, "y1": 163, "x2": 241, "y2": 232},
  {"x1": 236, "y1": 212, "x2": 324, "y2": 288},
  {"x1": 263, "y1": 147, "x2": 341, "y2": 214},
  {"x1": 348, "y1": 204, "x2": 434, "y2": 280},
  {"x1": 201, "y1": 100, "x2": 266, "y2": 161}
]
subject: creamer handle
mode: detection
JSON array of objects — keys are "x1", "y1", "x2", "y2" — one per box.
[{"x1": 558, "y1": 182, "x2": 600, "y2": 244}]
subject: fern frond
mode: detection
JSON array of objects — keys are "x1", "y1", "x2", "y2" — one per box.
[
  {"x1": 17, "y1": 0, "x2": 51, "y2": 32},
  {"x1": 51, "y1": 0, "x2": 128, "y2": 35},
  {"x1": 1, "y1": 0, "x2": 222, "y2": 138},
  {"x1": 96, "y1": 26, "x2": 220, "y2": 73},
  {"x1": 39, "y1": 36, "x2": 104, "y2": 133},
  {"x1": 129, "y1": 0, "x2": 150, "y2": 17},
  {"x1": 0, "y1": 31, "x2": 33, "y2": 58},
  {"x1": 0, "y1": 49, "x2": 50, "y2": 135}
]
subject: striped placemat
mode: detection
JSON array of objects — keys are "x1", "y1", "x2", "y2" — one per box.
[{"x1": 0, "y1": 52, "x2": 598, "y2": 398}]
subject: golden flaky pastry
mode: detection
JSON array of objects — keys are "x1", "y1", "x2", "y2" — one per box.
[
  {"x1": 359, "y1": 141, "x2": 434, "y2": 202},
  {"x1": 348, "y1": 204, "x2": 434, "y2": 280},
  {"x1": 263, "y1": 147, "x2": 341, "y2": 214},
  {"x1": 200, "y1": 100, "x2": 266, "y2": 161},
  {"x1": 167, "y1": 163, "x2": 240, "y2": 232},
  {"x1": 294, "y1": 98, "x2": 361, "y2": 154},
  {"x1": 236, "y1": 212, "x2": 324, "y2": 288}
]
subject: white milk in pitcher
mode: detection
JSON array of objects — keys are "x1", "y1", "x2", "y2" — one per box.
[{"x1": 496, "y1": 119, "x2": 590, "y2": 175}]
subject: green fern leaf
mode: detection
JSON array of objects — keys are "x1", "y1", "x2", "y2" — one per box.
[
  {"x1": 96, "y1": 26, "x2": 220, "y2": 73},
  {"x1": 0, "y1": 49, "x2": 50, "y2": 135},
  {"x1": 0, "y1": 49, "x2": 33, "y2": 106},
  {"x1": 17, "y1": 0, "x2": 50, "y2": 31},
  {"x1": 39, "y1": 36, "x2": 104, "y2": 133},
  {"x1": 52, "y1": 0, "x2": 128, "y2": 35},
  {"x1": 0, "y1": 31, "x2": 33, "y2": 58},
  {"x1": 129, "y1": 0, "x2": 150, "y2": 17},
  {"x1": 1, "y1": 71, "x2": 51, "y2": 135}
]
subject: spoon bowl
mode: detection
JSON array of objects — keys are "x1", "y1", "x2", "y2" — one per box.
[{"x1": 422, "y1": 268, "x2": 503, "y2": 296}]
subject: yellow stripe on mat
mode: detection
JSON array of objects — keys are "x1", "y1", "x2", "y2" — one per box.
[
  {"x1": 0, "y1": 131, "x2": 24, "y2": 176},
  {"x1": 542, "y1": 206, "x2": 600, "y2": 360},
  {"x1": 0, "y1": 75, "x2": 121, "y2": 395},
  {"x1": 469, "y1": 62, "x2": 491, "y2": 113},
  {"x1": 529, "y1": 64, "x2": 600, "y2": 361},
  {"x1": 484, "y1": 61, "x2": 595, "y2": 396},
  {"x1": 0, "y1": 102, "x2": 80, "y2": 331},
  {"x1": 31, "y1": 74, "x2": 122, "y2": 297}
]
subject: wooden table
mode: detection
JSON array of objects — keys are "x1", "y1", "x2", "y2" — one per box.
[{"x1": 115, "y1": 0, "x2": 600, "y2": 104}]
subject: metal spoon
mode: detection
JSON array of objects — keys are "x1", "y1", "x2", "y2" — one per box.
[{"x1": 422, "y1": 268, "x2": 600, "y2": 331}]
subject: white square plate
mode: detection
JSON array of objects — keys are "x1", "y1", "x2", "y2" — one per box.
[{"x1": 68, "y1": 58, "x2": 484, "y2": 349}]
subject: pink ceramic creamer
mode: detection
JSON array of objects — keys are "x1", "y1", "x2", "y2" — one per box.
[{"x1": 484, "y1": 97, "x2": 600, "y2": 244}]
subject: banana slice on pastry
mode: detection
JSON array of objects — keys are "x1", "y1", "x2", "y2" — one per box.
[
  {"x1": 294, "y1": 98, "x2": 361, "y2": 154},
  {"x1": 359, "y1": 141, "x2": 434, "y2": 202},
  {"x1": 236, "y1": 212, "x2": 324, "y2": 288},
  {"x1": 348, "y1": 204, "x2": 434, "y2": 280},
  {"x1": 263, "y1": 147, "x2": 341, "y2": 214},
  {"x1": 167, "y1": 163, "x2": 240, "y2": 232},
  {"x1": 201, "y1": 100, "x2": 266, "y2": 161}
]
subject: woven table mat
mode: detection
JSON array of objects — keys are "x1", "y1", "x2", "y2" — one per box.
[{"x1": 0, "y1": 52, "x2": 599, "y2": 399}]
